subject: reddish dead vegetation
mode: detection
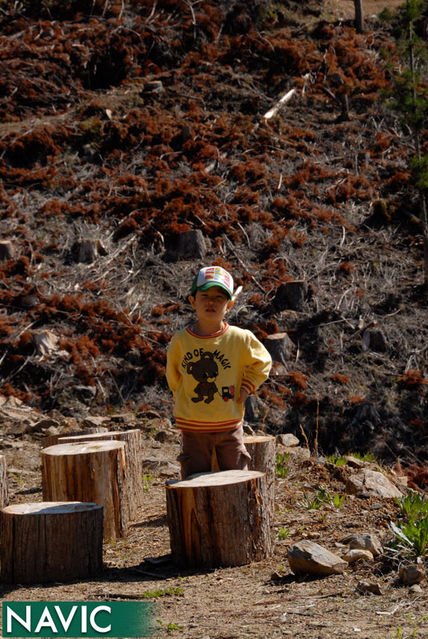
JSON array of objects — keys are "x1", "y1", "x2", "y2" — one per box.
[
  {"x1": 397, "y1": 369, "x2": 428, "y2": 390},
  {"x1": 0, "y1": 0, "x2": 426, "y2": 464},
  {"x1": 396, "y1": 462, "x2": 428, "y2": 491}
]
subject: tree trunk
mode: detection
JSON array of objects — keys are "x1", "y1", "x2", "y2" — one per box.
[
  {"x1": 244, "y1": 435, "x2": 276, "y2": 516},
  {"x1": 57, "y1": 430, "x2": 143, "y2": 519},
  {"x1": 0, "y1": 454, "x2": 8, "y2": 509},
  {"x1": 273, "y1": 280, "x2": 308, "y2": 311},
  {"x1": 354, "y1": 0, "x2": 364, "y2": 33},
  {"x1": 166, "y1": 470, "x2": 273, "y2": 568},
  {"x1": 0, "y1": 501, "x2": 103, "y2": 584},
  {"x1": 41, "y1": 441, "x2": 130, "y2": 540}
]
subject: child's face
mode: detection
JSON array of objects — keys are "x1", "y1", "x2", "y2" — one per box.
[{"x1": 189, "y1": 286, "x2": 234, "y2": 324}]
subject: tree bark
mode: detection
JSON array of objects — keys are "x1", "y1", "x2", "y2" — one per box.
[
  {"x1": 0, "y1": 454, "x2": 8, "y2": 509},
  {"x1": 244, "y1": 435, "x2": 276, "y2": 516},
  {"x1": 0, "y1": 501, "x2": 103, "y2": 584},
  {"x1": 41, "y1": 441, "x2": 130, "y2": 540},
  {"x1": 57, "y1": 430, "x2": 143, "y2": 519},
  {"x1": 354, "y1": 0, "x2": 364, "y2": 33},
  {"x1": 166, "y1": 470, "x2": 273, "y2": 568}
]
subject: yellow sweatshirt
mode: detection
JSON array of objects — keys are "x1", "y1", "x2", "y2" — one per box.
[{"x1": 166, "y1": 323, "x2": 272, "y2": 432}]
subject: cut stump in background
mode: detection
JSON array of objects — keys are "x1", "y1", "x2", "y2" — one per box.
[
  {"x1": 41, "y1": 440, "x2": 130, "y2": 540},
  {"x1": 244, "y1": 434, "x2": 276, "y2": 516},
  {"x1": 41, "y1": 426, "x2": 109, "y2": 448},
  {"x1": 57, "y1": 429, "x2": 143, "y2": 519}
]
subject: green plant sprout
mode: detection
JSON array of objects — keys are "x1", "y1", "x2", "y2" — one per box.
[
  {"x1": 390, "y1": 517, "x2": 428, "y2": 557},
  {"x1": 140, "y1": 587, "x2": 184, "y2": 599},
  {"x1": 142, "y1": 473, "x2": 154, "y2": 490},
  {"x1": 275, "y1": 452, "x2": 290, "y2": 478},
  {"x1": 326, "y1": 451, "x2": 378, "y2": 466},
  {"x1": 326, "y1": 454, "x2": 347, "y2": 466},
  {"x1": 300, "y1": 486, "x2": 345, "y2": 510},
  {"x1": 389, "y1": 493, "x2": 428, "y2": 557},
  {"x1": 277, "y1": 527, "x2": 290, "y2": 540},
  {"x1": 396, "y1": 492, "x2": 428, "y2": 522},
  {"x1": 156, "y1": 620, "x2": 184, "y2": 633}
]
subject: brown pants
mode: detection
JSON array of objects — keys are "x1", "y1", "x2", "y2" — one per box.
[{"x1": 178, "y1": 426, "x2": 250, "y2": 479}]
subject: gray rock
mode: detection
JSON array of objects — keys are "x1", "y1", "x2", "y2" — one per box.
[
  {"x1": 346, "y1": 469, "x2": 403, "y2": 499},
  {"x1": 82, "y1": 416, "x2": 108, "y2": 428},
  {"x1": 409, "y1": 584, "x2": 423, "y2": 594},
  {"x1": 342, "y1": 549, "x2": 374, "y2": 563},
  {"x1": 340, "y1": 533, "x2": 383, "y2": 556},
  {"x1": 344, "y1": 455, "x2": 366, "y2": 468},
  {"x1": 277, "y1": 433, "x2": 300, "y2": 447}
]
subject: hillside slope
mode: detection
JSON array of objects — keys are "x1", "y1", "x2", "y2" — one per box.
[{"x1": 0, "y1": 0, "x2": 426, "y2": 466}]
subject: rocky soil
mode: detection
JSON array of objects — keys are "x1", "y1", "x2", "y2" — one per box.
[
  {"x1": 0, "y1": 0, "x2": 427, "y2": 637},
  {"x1": 0, "y1": 407, "x2": 427, "y2": 639}
]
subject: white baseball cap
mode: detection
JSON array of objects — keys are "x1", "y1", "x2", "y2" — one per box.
[{"x1": 190, "y1": 266, "x2": 234, "y2": 299}]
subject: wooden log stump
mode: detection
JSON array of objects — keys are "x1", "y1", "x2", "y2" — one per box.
[
  {"x1": 244, "y1": 435, "x2": 276, "y2": 515},
  {"x1": 0, "y1": 239, "x2": 15, "y2": 260},
  {"x1": 41, "y1": 441, "x2": 130, "y2": 540},
  {"x1": 166, "y1": 470, "x2": 273, "y2": 568},
  {"x1": 273, "y1": 280, "x2": 308, "y2": 311},
  {"x1": 0, "y1": 501, "x2": 103, "y2": 584},
  {"x1": 41, "y1": 426, "x2": 109, "y2": 448},
  {"x1": 57, "y1": 430, "x2": 143, "y2": 518},
  {"x1": 263, "y1": 332, "x2": 295, "y2": 365},
  {"x1": 0, "y1": 454, "x2": 8, "y2": 508}
]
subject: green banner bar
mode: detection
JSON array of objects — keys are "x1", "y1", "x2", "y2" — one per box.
[{"x1": 2, "y1": 601, "x2": 155, "y2": 638}]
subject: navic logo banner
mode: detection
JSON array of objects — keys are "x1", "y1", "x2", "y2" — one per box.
[{"x1": 2, "y1": 601, "x2": 155, "y2": 638}]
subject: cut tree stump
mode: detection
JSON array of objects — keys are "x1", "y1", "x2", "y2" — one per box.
[
  {"x1": 0, "y1": 501, "x2": 103, "y2": 584},
  {"x1": 273, "y1": 280, "x2": 308, "y2": 311},
  {"x1": 57, "y1": 430, "x2": 143, "y2": 519},
  {"x1": 244, "y1": 435, "x2": 276, "y2": 516},
  {"x1": 263, "y1": 332, "x2": 295, "y2": 365},
  {"x1": 166, "y1": 470, "x2": 273, "y2": 568},
  {"x1": 0, "y1": 240, "x2": 15, "y2": 260},
  {"x1": 41, "y1": 426, "x2": 109, "y2": 448},
  {"x1": 0, "y1": 454, "x2": 8, "y2": 508},
  {"x1": 41, "y1": 441, "x2": 130, "y2": 540}
]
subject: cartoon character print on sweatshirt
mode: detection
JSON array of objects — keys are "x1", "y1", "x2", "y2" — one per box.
[{"x1": 185, "y1": 351, "x2": 235, "y2": 404}]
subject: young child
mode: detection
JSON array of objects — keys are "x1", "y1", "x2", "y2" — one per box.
[{"x1": 166, "y1": 265, "x2": 272, "y2": 479}]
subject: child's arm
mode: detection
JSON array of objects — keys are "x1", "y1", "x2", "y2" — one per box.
[
  {"x1": 165, "y1": 335, "x2": 182, "y2": 394},
  {"x1": 237, "y1": 387, "x2": 250, "y2": 404},
  {"x1": 240, "y1": 333, "x2": 272, "y2": 398}
]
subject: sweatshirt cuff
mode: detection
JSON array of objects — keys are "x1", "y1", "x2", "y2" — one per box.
[{"x1": 241, "y1": 378, "x2": 256, "y2": 395}]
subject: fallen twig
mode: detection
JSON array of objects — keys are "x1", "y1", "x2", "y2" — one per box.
[{"x1": 263, "y1": 88, "x2": 296, "y2": 120}]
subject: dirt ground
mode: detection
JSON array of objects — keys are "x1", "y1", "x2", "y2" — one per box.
[
  {"x1": 326, "y1": 1, "x2": 406, "y2": 19},
  {"x1": 1, "y1": 421, "x2": 426, "y2": 639}
]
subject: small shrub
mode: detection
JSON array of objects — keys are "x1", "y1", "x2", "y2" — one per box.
[
  {"x1": 326, "y1": 453, "x2": 347, "y2": 466},
  {"x1": 389, "y1": 493, "x2": 428, "y2": 557},
  {"x1": 277, "y1": 527, "x2": 290, "y2": 540},
  {"x1": 300, "y1": 486, "x2": 345, "y2": 510}
]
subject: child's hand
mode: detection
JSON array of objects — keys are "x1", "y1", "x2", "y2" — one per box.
[{"x1": 237, "y1": 388, "x2": 249, "y2": 404}]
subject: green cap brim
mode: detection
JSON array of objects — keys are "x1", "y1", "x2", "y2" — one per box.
[{"x1": 190, "y1": 279, "x2": 232, "y2": 299}]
